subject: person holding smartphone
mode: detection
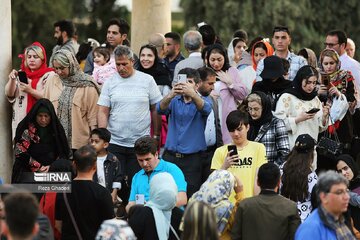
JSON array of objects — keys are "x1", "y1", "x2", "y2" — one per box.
[
  {"x1": 5, "y1": 42, "x2": 58, "y2": 139},
  {"x1": 274, "y1": 66, "x2": 330, "y2": 169},
  {"x1": 211, "y1": 110, "x2": 267, "y2": 202},
  {"x1": 319, "y1": 49, "x2": 356, "y2": 153}
]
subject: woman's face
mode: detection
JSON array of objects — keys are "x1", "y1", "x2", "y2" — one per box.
[
  {"x1": 337, "y1": 160, "x2": 354, "y2": 181},
  {"x1": 140, "y1": 48, "x2": 155, "y2": 69},
  {"x1": 36, "y1": 112, "x2": 51, "y2": 127},
  {"x1": 53, "y1": 60, "x2": 70, "y2": 78},
  {"x1": 254, "y1": 47, "x2": 267, "y2": 64},
  {"x1": 93, "y1": 52, "x2": 107, "y2": 66},
  {"x1": 209, "y1": 52, "x2": 225, "y2": 71},
  {"x1": 301, "y1": 76, "x2": 317, "y2": 93},
  {"x1": 322, "y1": 56, "x2": 337, "y2": 74},
  {"x1": 234, "y1": 41, "x2": 247, "y2": 58},
  {"x1": 247, "y1": 101, "x2": 263, "y2": 120},
  {"x1": 26, "y1": 50, "x2": 43, "y2": 71}
]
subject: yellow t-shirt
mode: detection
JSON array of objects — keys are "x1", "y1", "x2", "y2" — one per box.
[{"x1": 211, "y1": 142, "x2": 267, "y2": 203}]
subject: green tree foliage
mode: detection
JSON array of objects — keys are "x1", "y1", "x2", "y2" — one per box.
[
  {"x1": 12, "y1": 0, "x2": 74, "y2": 67},
  {"x1": 180, "y1": 0, "x2": 360, "y2": 59},
  {"x1": 11, "y1": 0, "x2": 129, "y2": 67}
]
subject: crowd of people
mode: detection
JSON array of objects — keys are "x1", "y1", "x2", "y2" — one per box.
[{"x1": 1, "y1": 17, "x2": 360, "y2": 240}]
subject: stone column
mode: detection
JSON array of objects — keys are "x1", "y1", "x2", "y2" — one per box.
[
  {"x1": 0, "y1": 0, "x2": 13, "y2": 183},
  {"x1": 131, "y1": 0, "x2": 171, "y2": 55}
]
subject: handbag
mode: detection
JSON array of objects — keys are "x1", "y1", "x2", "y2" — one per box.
[{"x1": 317, "y1": 118, "x2": 343, "y2": 158}]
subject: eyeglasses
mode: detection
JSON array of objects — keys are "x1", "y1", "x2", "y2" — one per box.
[
  {"x1": 247, "y1": 107, "x2": 262, "y2": 113},
  {"x1": 324, "y1": 42, "x2": 339, "y2": 48},
  {"x1": 328, "y1": 189, "x2": 350, "y2": 196}
]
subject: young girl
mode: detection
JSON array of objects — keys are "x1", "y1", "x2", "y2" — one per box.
[{"x1": 92, "y1": 46, "x2": 117, "y2": 85}]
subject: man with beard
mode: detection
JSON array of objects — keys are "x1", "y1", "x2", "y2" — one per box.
[
  {"x1": 84, "y1": 18, "x2": 130, "y2": 74},
  {"x1": 49, "y1": 19, "x2": 76, "y2": 67},
  {"x1": 197, "y1": 66, "x2": 222, "y2": 182},
  {"x1": 164, "y1": 32, "x2": 185, "y2": 80}
]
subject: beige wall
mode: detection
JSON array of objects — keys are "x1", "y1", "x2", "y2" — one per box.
[
  {"x1": 131, "y1": 0, "x2": 171, "y2": 55},
  {"x1": 0, "y1": 0, "x2": 13, "y2": 183}
]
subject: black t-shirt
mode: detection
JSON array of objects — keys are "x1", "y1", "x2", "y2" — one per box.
[
  {"x1": 55, "y1": 180, "x2": 114, "y2": 240},
  {"x1": 128, "y1": 205, "x2": 183, "y2": 240}
]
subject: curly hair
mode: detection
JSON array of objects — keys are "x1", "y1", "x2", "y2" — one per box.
[{"x1": 281, "y1": 148, "x2": 314, "y2": 202}]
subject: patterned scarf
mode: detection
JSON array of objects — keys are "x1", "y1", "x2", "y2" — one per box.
[
  {"x1": 190, "y1": 169, "x2": 235, "y2": 233},
  {"x1": 319, "y1": 205, "x2": 356, "y2": 240},
  {"x1": 55, "y1": 50, "x2": 99, "y2": 148}
]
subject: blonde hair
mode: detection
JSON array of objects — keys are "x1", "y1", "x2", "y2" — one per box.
[
  {"x1": 181, "y1": 201, "x2": 219, "y2": 240},
  {"x1": 52, "y1": 51, "x2": 70, "y2": 68},
  {"x1": 24, "y1": 45, "x2": 44, "y2": 68},
  {"x1": 247, "y1": 93, "x2": 262, "y2": 105}
]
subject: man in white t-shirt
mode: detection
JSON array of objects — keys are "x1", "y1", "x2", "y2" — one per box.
[{"x1": 97, "y1": 45, "x2": 162, "y2": 203}]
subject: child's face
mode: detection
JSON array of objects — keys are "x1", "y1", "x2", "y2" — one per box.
[
  {"x1": 89, "y1": 134, "x2": 108, "y2": 153},
  {"x1": 94, "y1": 52, "x2": 107, "y2": 66}
]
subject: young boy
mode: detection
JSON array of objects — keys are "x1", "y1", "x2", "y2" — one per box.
[
  {"x1": 90, "y1": 128, "x2": 122, "y2": 203},
  {"x1": 211, "y1": 110, "x2": 267, "y2": 202}
]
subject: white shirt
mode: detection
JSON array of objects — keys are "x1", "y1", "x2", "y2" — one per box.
[{"x1": 96, "y1": 155, "x2": 107, "y2": 188}]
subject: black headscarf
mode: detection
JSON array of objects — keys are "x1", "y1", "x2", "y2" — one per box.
[
  {"x1": 14, "y1": 98, "x2": 70, "y2": 159},
  {"x1": 336, "y1": 154, "x2": 360, "y2": 190},
  {"x1": 282, "y1": 65, "x2": 318, "y2": 101},
  {"x1": 137, "y1": 44, "x2": 172, "y2": 87},
  {"x1": 247, "y1": 91, "x2": 273, "y2": 141}
]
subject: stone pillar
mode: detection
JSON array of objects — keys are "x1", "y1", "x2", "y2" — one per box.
[
  {"x1": 131, "y1": 0, "x2": 171, "y2": 55},
  {"x1": 0, "y1": 0, "x2": 13, "y2": 183}
]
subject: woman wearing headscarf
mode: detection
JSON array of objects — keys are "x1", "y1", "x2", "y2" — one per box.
[
  {"x1": 206, "y1": 43, "x2": 248, "y2": 144},
  {"x1": 298, "y1": 48, "x2": 317, "y2": 69},
  {"x1": 5, "y1": 42, "x2": 59, "y2": 139},
  {"x1": 137, "y1": 44, "x2": 172, "y2": 147},
  {"x1": 245, "y1": 91, "x2": 290, "y2": 166},
  {"x1": 137, "y1": 44, "x2": 172, "y2": 97},
  {"x1": 44, "y1": 49, "x2": 100, "y2": 151},
  {"x1": 274, "y1": 66, "x2": 330, "y2": 154},
  {"x1": 189, "y1": 169, "x2": 243, "y2": 240},
  {"x1": 251, "y1": 40, "x2": 274, "y2": 71},
  {"x1": 11, "y1": 98, "x2": 70, "y2": 183},
  {"x1": 319, "y1": 49, "x2": 356, "y2": 152},
  {"x1": 336, "y1": 154, "x2": 360, "y2": 231},
  {"x1": 128, "y1": 172, "x2": 182, "y2": 240},
  {"x1": 96, "y1": 219, "x2": 137, "y2": 240}
]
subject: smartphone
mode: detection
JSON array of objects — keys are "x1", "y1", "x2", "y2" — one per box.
[
  {"x1": 178, "y1": 74, "x2": 187, "y2": 84},
  {"x1": 321, "y1": 74, "x2": 330, "y2": 88},
  {"x1": 306, "y1": 108, "x2": 320, "y2": 114},
  {"x1": 18, "y1": 71, "x2": 28, "y2": 84},
  {"x1": 227, "y1": 145, "x2": 238, "y2": 156}
]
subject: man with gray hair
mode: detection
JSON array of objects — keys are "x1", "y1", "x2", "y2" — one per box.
[
  {"x1": 295, "y1": 171, "x2": 355, "y2": 239},
  {"x1": 97, "y1": 45, "x2": 162, "y2": 203},
  {"x1": 172, "y1": 30, "x2": 204, "y2": 85}
]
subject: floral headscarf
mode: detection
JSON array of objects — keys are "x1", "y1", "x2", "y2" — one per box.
[{"x1": 190, "y1": 169, "x2": 235, "y2": 233}]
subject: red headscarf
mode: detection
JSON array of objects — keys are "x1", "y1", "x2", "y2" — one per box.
[
  {"x1": 18, "y1": 42, "x2": 54, "y2": 113},
  {"x1": 251, "y1": 40, "x2": 274, "y2": 70}
]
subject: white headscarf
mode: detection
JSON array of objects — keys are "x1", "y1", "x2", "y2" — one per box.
[{"x1": 145, "y1": 172, "x2": 178, "y2": 240}]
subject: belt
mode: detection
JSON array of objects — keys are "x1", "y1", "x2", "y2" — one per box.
[{"x1": 164, "y1": 150, "x2": 201, "y2": 159}]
